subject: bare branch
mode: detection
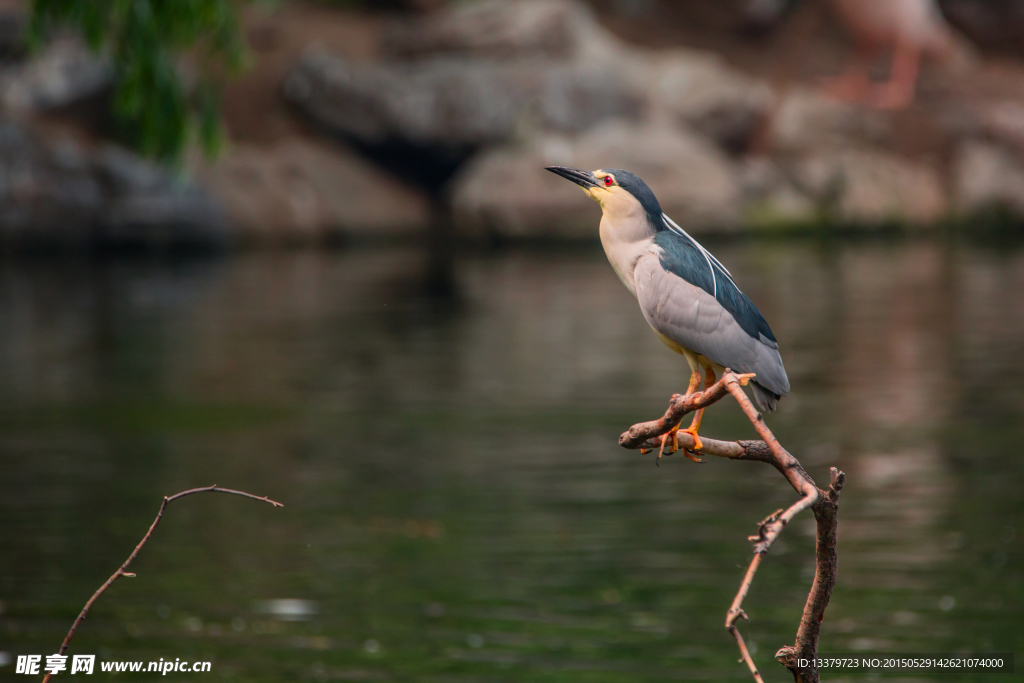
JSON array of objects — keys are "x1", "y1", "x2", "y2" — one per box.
[
  {"x1": 731, "y1": 622, "x2": 767, "y2": 683},
  {"x1": 729, "y1": 626, "x2": 770, "y2": 683},
  {"x1": 619, "y1": 371, "x2": 844, "y2": 683},
  {"x1": 788, "y1": 469, "x2": 844, "y2": 682},
  {"x1": 619, "y1": 372, "x2": 755, "y2": 450},
  {"x1": 726, "y1": 552, "x2": 762, "y2": 629},
  {"x1": 41, "y1": 486, "x2": 282, "y2": 683}
]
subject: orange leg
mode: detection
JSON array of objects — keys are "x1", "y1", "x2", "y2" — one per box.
[
  {"x1": 677, "y1": 367, "x2": 716, "y2": 463},
  {"x1": 871, "y1": 40, "x2": 920, "y2": 110},
  {"x1": 652, "y1": 369, "x2": 702, "y2": 462}
]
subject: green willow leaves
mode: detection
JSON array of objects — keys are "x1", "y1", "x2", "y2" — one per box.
[{"x1": 30, "y1": 0, "x2": 248, "y2": 162}]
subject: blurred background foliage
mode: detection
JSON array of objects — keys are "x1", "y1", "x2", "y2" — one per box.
[{"x1": 28, "y1": 0, "x2": 248, "y2": 161}]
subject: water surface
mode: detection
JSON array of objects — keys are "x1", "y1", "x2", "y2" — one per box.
[{"x1": 1, "y1": 239, "x2": 1021, "y2": 681}]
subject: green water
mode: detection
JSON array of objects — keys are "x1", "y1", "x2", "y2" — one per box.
[{"x1": 0, "y1": 239, "x2": 1021, "y2": 681}]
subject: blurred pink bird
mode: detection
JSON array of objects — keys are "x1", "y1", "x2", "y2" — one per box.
[{"x1": 824, "y1": 0, "x2": 958, "y2": 109}]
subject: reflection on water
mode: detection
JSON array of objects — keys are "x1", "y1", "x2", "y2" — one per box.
[{"x1": 0, "y1": 239, "x2": 1021, "y2": 681}]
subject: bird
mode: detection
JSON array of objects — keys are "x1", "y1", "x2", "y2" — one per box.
[
  {"x1": 546, "y1": 166, "x2": 789, "y2": 461},
  {"x1": 822, "y1": 0, "x2": 958, "y2": 109}
]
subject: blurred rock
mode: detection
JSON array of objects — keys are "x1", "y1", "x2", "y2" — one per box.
[
  {"x1": 0, "y1": 37, "x2": 110, "y2": 114},
  {"x1": 0, "y1": 123, "x2": 100, "y2": 243},
  {"x1": 0, "y1": 121, "x2": 225, "y2": 248},
  {"x1": 737, "y1": 150, "x2": 946, "y2": 229},
  {"x1": 0, "y1": 7, "x2": 24, "y2": 61},
  {"x1": 285, "y1": 0, "x2": 642, "y2": 189},
  {"x1": 635, "y1": 49, "x2": 775, "y2": 154},
  {"x1": 286, "y1": 54, "x2": 523, "y2": 148},
  {"x1": 96, "y1": 146, "x2": 227, "y2": 247},
  {"x1": 788, "y1": 150, "x2": 947, "y2": 225},
  {"x1": 296, "y1": 0, "x2": 796, "y2": 233},
  {"x1": 450, "y1": 121, "x2": 740, "y2": 239},
  {"x1": 272, "y1": 0, "x2": 1024, "y2": 237},
  {"x1": 741, "y1": 0, "x2": 795, "y2": 32},
  {"x1": 383, "y1": 0, "x2": 616, "y2": 61},
  {"x1": 538, "y1": 62, "x2": 643, "y2": 134},
  {"x1": 737, "y1": 157, "x2": 819, "y2": 227},
  {"x1": 978, "y1": 101, "x2": 1024, "y2": 155},
  {"x1": 285, "y1": 51, "x2": 640, "y2": 151},
  {"x1": 953, "y1": 141, "x2": 1024, "y2": 215},
  {"x1": 770, "y1": 88, "x2": 893, "y2": 153},
  {"x1": 196, "y1": 139, "x2": 430, "y2": 244}
]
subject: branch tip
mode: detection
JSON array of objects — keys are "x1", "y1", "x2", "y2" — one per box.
[{"x1": 47, "y1": 485, "x2": 281, "y2": 665}]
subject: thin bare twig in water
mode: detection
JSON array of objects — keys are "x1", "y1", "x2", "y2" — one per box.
[
  {"x1": 41, "y1": 486, "x2": 283, "y2": 683},
  {"x1": 620, "y1": 371, "x2": 845, "y2": 683}
]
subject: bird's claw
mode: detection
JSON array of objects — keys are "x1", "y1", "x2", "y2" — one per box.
[
  {"x1": 677, "y1": 427, "x2": 705, "y2": 462},
  {"x1": 678, "y1": 427, "x2": 703, "y2": 452},
  {"x1": 658, "y1": 428, "x2": 680, "y2": 461},
  {"x1": 683, "y1": 450, "x2": 706, "y2": 464},
  {"x1": 655, "y1": 425, "x2": 708, "y2": 464}
]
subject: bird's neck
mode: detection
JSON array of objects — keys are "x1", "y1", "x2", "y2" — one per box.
[{"x1": 598, "y1": 209, "x2": 657, "y2": 297}]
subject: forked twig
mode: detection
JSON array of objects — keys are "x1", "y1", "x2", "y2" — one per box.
[
  {"x1": 620, "y1": 371, "x2": 844, "y2": 683},
  {"x1": 41, "y1": 486, "x2": 283, "y2": 683}
]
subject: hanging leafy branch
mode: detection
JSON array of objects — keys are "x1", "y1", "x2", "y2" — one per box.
[{"x1": 29, "y1": 0, "x2": 248, "y2": 161}]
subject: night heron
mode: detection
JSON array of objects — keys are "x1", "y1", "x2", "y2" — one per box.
[{"x1": 546, "y1": 167, "x2": 789, "y2": 461}]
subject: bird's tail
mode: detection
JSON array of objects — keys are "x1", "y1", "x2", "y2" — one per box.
[{"x1": 751, "y1": 382, "x2": 781, "y2": 413}]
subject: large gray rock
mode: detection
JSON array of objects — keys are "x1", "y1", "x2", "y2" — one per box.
[
  {"x1": 978, "y1": 101, "x2": 1024, "y2": 155},
  {"x1": 450, "y1": 121, "x2": 740, "y2": 239},
  {"x1": 284, "y1": 0, "x2": 641, "y2": 157},
  {"x1": 769, "y1": 88, "x2": 893, "y2": 153},
  {"x1": 330, "y1": 0, "x2": 775, "y2": 156},
  {"x1": 786, "y1": 149, "x2": 947, "y2": 225},
  {"x1": 633, "y1": 49, "x2": 775, "y2": 154},
  {"x1": 0, "y1": 124, "x2": 101, "y2": 243},
  {"x1": 0, "y1": 121, "x2": 226, "y2": 248},
  {"x1": 0, "y1": 38, "x2": 110, "y2": 114},
  {"x1": 285, "y1": 54, "x2": 523, "y2": 148},
  {"x1": 95, "y1": 146, "x2": 227, "y2": 247},
  {"x1": 736, "y1": 157, "x2": 819, "y2": 227},
  {"x1": 284, "y1": 51, "x2": 641, "y2": 149},
  {"x1": 953, "y1": 141, "x2": 1024, "y2": 215},
  {"x1": 195, "y1": 139, "x2": 431, "y2": 244}
]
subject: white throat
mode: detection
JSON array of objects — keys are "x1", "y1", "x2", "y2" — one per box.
[{"x1": 596, "y1": 195, "x2": 657, "y2": 297}]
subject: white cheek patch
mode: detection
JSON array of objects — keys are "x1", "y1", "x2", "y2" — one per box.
[{"x1": 597, "y1": 187, "x2": 637, "y2": 215}]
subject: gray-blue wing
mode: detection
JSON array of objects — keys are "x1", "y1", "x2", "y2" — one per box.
[{"x1": 633, "y1": 253, "x2": 790, "y2": 411}]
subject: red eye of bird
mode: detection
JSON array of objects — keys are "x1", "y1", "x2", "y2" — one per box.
[{"x1": 603, "y1": 176, "x2": 614, "y2": 187}]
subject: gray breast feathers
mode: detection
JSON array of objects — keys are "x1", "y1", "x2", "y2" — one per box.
[{"x1": 633, "y1": 253, "x2": 790, "y2": 409}]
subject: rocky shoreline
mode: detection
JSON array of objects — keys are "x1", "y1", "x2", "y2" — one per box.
[{"x1": 4, "y1": 0, "x2": 1024, "y2": 249}]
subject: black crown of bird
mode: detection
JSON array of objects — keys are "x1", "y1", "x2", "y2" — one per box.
[{"x1": 546, "y1": 166, "x2": 790, "y2": 462}]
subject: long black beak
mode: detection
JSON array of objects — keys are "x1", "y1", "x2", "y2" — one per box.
[{"x1": 545, "y1": 166, "x2": 598, "y2": 189}]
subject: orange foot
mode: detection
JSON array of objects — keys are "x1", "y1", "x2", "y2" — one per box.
[
  {"x1": 657, "y1": 426, "x2": 680, "y2": 463},
  {"x1": 655, "y1": 426, "x2": 705, "y2": 464},
  {"x1": 677, "y1": 427, "x2": 705, "y2": 463}
]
